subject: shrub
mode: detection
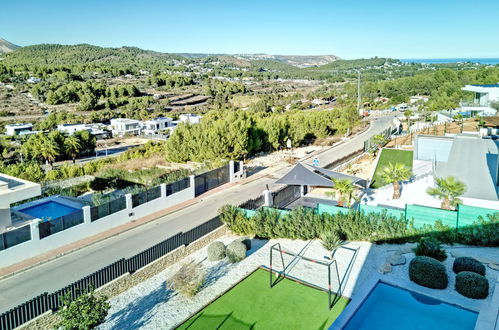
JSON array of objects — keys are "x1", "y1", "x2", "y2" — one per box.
[
  {"x1": 234, "y1": 237, "x2": 252, "y2": 251},
  {"x1": 409, "y1": 256, "x2": 448, "y2": 289},
  {"x1": 168, "y1": 260, "x2": 206, "y2": 297},
  {"x1": 226, "y1": 241, "x2": 246, "y2": 263},
  {"x1": 453, "y1": 257, "x2": 486, "y2": 276},
  {"x1": 207, "y1": 241, "x2": 226, "y2": 261},
  {"x1": 57, "y1": 288, "x2": 110, "y2": 330},
  {"x1": 455, "y1": 271, "x2": 489, "y2": 299},
  {"x1": 320, "y1": 231, "x2": 343, "y2": 252},
  {"x1": 413, "y1": 237, "x2": 447, "y2": 261}
]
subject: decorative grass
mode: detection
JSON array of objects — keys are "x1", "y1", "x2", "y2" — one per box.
[
  {"x1": 177, "y1": 268, "x2": 349, "y2": 329},
  {"x1": 371, "y1": 148, "x2": 413, "y2": 188}
]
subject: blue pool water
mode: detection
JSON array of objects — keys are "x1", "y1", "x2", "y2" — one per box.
[
  {"x1": 19, "y1": 201, "x2": 80, "y2": 220},
  {"x1": 344, "y1": 283, "x2": 478, "y2": 330}
]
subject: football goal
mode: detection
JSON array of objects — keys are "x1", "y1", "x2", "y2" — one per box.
[{"x1": 268, "y1": 243, "x2": 341, "y2": 309}]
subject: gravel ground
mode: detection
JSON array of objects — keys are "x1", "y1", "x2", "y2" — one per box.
[{"x1": 99, "y1": 237, "x2": 498, "y2": 330}]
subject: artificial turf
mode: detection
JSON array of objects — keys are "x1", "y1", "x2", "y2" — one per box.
[
  {"x1": 177, "y1": 268, "x2": 349, "y2": 330},
  {"x1": 370, "y1": 148, "x2": 413, "y2": 188}
]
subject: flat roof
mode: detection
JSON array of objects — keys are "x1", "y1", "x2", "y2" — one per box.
[
  {"x1": 434, "y1": 136, "x2": 498, "y2": 201},
  {"x1": 470, "y1": 84, "x2": 499, "y2": 88},
  {"x1": 0, "y1": 173, "x2": 41, "y2": 205}
]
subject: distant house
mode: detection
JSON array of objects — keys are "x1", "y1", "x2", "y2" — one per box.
[
  {"x1": 26, "y1": 77, "x2": 41, "y2": 83},
  {"x1": 414, "y1": 134, "x2": 498, "y2": 201},
  {"x1": 5, "y1": 123, "x2": 34, "y2": 136},
  {"x1": 179, "y1": 114, "x2": 202, "y2": 125},
  {"x1": 141, "y1": 117, "x2": 173, "y2": 135},
  {"x1": 311, "y1": 99, "x2": 328, "y2": 106},
  {"x1": 109, "y1": 118, "x2": 141, "y2": 137},
  {"x1": 409, "y1": 95, "x2": 429, "y2": 104},
  {"x1": 57, "y1": 124, "x2": 91, "y2": 135},
  {"x1": 460, "y1": 84, "x2": 499, "y2": 117}
]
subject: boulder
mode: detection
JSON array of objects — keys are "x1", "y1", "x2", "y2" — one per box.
[
  {"x1": 379, "y1": 263, "x2": 392, "y2": 274},
  {"x1": 387, "y1": 253, "x2": 406, "y2": 266}
]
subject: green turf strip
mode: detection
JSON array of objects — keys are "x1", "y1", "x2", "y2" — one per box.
[
  {"x1": 371, "y1": 148, "x2": 413, "y2": 188},
  {"x1": 177, "y1": 268, "x2": 349, "y2": 330}
]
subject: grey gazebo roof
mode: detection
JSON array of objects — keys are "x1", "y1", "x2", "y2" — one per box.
[{"x1": 275, "y1": 162, "x2": 368, "y2": 188}]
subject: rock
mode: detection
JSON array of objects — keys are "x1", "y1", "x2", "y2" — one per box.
[
  {"x1": 379, "y1": 263, "x2": 392, "y2": 274},
  {"x1": 488, "y1": 263, "x2": 499, "y2": 271},
  {"x1": 398, "y1": 246, "x2": 415, "y2": 254},
  {"x1": 387, "y1": 253, "x2": 406, "y2": 266}
]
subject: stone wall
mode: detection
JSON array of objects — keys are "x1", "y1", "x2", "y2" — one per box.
[{"x1": 18, "y1": 225, "x2": 228, "y2": 330}]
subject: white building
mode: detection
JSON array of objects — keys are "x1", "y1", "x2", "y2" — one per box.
[
  {"x1": 5, "y1": 123, "x2": 33, "y2": 136},
  {"x1": 26, "y1": 77, "x2": 41, "y2": 83},
  {"x1": 460, "y1": 84, "x2": 499, "y2": 116},
  {"x1": 57, "y1": 124, "x2": 91, "y2": 135},
  {"x1": 179, "y1": 114, "x2": 202, "y2": 125},
  {"x1": 409, "y1": 95, "x2": 429, "y2": 104},
  {"x1": 141, "y1": 117, "x2": 173, "y2": 135},
  {"x1": 0, "y1": 174, "x2": 41, "y2": 232},
  {"x1": 110, "y1": 118, "x2": 141, "y2": 137}
]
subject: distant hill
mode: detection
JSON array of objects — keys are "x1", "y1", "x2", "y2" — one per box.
[
  {"x1": 180, "y1": 53, "x2": 340, "y2": 68},
  {"x1": 0, "y1": 38, "x2": 21, "y2": 53},
  {"x1": 3, "y1": 43, "x2": 186, "y2": 66}
]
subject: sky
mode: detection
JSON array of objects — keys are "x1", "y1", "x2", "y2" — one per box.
[{"x1": 1, "y1": 0, "x2": 499, "y2": 59}]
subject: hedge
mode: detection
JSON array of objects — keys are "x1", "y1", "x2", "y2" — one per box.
[{"x1": 218, "y1": 205, "x2": 499, "y2": 246}]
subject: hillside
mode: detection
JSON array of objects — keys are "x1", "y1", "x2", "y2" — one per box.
[
  {"x1": 0, "y1": 38, "x2": 20, "y2": 53},
  {"x1": 2, "y1": 43, "x2": 187, "y2": 67},
  {"x1": 235, "y1": 54, "x2": 340, "y2": 68}
]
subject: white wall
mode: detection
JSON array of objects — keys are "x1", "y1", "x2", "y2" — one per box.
[{"x1": 0, "y1": 163, "x2": 246, "y2": 269}]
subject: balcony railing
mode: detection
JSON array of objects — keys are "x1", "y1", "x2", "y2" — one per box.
[{"x1": 460, "y1": 101, "x2": 488, "y2": 107}]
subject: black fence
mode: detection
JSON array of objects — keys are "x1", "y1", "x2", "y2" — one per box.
[
  {"x1": 39, "y1": 210, "x2": 85, "y2": 239},
  {"x1": 194, "y1": 164, "x2": 230, "y2": 197},
  {"x1": 90, "y1": 197, "x2": 127, "y2": 222},
  {"x1": 272, "y1": 185, "x2": 301, "y2": 209},
  {"x1": 239, "y1": 195, "x2": 265, "y2": 210},
  {"x1": 0, "y1": 216, "x2": 225, "y2": 330},
  {"x1": 166, "y1": 177, "x2": 190, "y2": 196},
  {"x1": 0, "y1": 225, "x2": 31, "y2": 251},
  {"x1": 132, "y1": 186, "x2": 162, "y2": 208}
]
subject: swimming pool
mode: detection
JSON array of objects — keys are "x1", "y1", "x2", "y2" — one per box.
[
  {"x1": 339, "y1": 282, "x2": 478, "y2": 330},
  {"x1": 18, "y1": 201, "x2": 81, "y2": 220}
]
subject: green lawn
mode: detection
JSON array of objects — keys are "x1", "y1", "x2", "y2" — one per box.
[
  {"x1": 177, "y1": 269, "x2": 349, "y2": 330},
  {"x1": 371, "y1": 148, "x2": 413, "y2": 188}
]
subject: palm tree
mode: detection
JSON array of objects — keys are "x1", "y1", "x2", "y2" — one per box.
[
  {"x1": 326, "y1": 178, "x2": 355, "y2": 207},
  {"x1": 404, "y1": 109, "x2": 413, "y2": 131},
  {"x1": 379, "y1": 162, "x2": 412, "y2": 199},
  {"x1": 39, "y1": 138, "x2": 59, "y2": 167},
  {"x1": 64, "y1": 136, "x2": 81, "y2": 164},
  {"x1": 427, "y1": 176, "x2": 466, "y2": 210},
  {"x1": 370, "y1": 134, "x2": 386, "y2": 156}
]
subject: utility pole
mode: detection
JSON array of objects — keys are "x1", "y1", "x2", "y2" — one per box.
[{"x1": 357, "y1": 70, "x2": 362, "y2": 117}]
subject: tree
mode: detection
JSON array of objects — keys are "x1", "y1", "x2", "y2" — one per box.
[
  {"x1": 404, "y1": 109, "x2": 413, "y2": 131},
  {"x1": 57, "y1": 288, "x2": 110, "y2": 330},
  {"x1": 64, "y1": 135, "x2": 81, "y2": 164},
  {"x1": 454, "y1": 113, "x2": 464, "y2": 132},
  {"x1": 326, "y1": 178, "x2": 355, "y2": 207},
  {"x1": 370, "y1": 134, "x2": 387, "y2": 156},
  {"x1": 39, "y1": 137, "x2": 59, "y2": 166},
  {"x1": 379, "y1": 162, "x2": 412, "y2": 199},
  {"x1": 426, "y1": 176, "x2": 466, "y2": 210}
]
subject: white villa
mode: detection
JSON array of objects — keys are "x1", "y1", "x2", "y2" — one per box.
[
  {"x1": 110, "y1": 118, "x2": 141, "y2": 137},
  {"x1": 57, "y1": 123, "x2": 92, "y2": 135},
  {"x1": 5, "y1": 123, "x2": 34, "y2": 136},
  {"x1": 0, "y1": 174, "x2": 40, "y2": 232},
  {"x1": 460, "y1": 84, "x2": 499, "y2": 117},
  {"x1": 179, "y1": 114, "x2": 202, "y2": 125},
  {"x1": 141, "y1": 117, "x2": 173, "y2": 135}
]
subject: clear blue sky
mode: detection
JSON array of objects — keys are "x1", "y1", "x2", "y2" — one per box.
[{"x1": 2, "y1": 0, "x2": 499, "y2": 59}]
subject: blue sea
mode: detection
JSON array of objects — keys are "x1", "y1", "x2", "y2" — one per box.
[{"x1": 401, "y1": 58, "x2": 499, "y2": 65}]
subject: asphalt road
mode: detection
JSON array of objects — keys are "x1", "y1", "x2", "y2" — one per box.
[{"x1": 0, "y1": 114, "x2": 396, "y2": 313}]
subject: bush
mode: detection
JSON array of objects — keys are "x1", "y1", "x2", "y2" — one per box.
[
  {"x1": 320, "y1": 231, "x2": 343, "y2": 251},
  {"x1": 409, "y1": 256, "x2": 448, "y2": 289},
  {"x1": 455, "y1": 271, "x2": 489, "y2": 299},
  {"x1": 234, "y1": 237, "x2": 251, "y2": 251},
  {"x1": 226, "y1": 241, "x2": 246, "y2": 263},
  {"x1": 413, "y1": 237, "x2": 447, "y2": 261},
  {"x1": 168, "y1": 260, "x2": 206, "y2": 297},
  {"x1": 453, "y1": 257, "x2": 486, "y2": 276},
  {"x1": 207, "y1": 241, "x2": 226, "y2": 261},
  {"x1": 57, "y1": 288, "x2": 110, "y2": 330}
]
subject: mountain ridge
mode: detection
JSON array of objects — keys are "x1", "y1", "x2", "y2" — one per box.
[{"x1": 0, "y1": 38, "x2": 21, "y2": 53}]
